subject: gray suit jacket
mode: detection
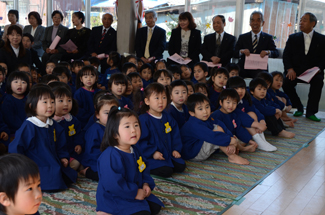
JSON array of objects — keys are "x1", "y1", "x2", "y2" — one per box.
[
  {"x1": 23, "y1": 25, "x2": 45, "y2": 57},
  {"x1": 42, "y1": 24, "x2": 68, "y2": 53}
]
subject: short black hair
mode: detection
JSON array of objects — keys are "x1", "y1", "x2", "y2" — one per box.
[
  {"x1": 28, "y1": 11, "x2": 42, "y2": 25},
  {"x1": 0, "y1": 66, "x2": 6, "y2": 76},
  {"x1": 39, "y1": 74, "x2": 59, "y2": 84},
  {"x1": 304, "y1": 12, "x2": 317, "y2": 27},
  {"x1": 226, "y1": 76, "x2": 252, "y2": 105},
  {"x1": 6, "y1": 71, "x2": 30, "y2": 96},
  {"x1": 208, "y1": 67, "x2": 229, "y2": 86},
  {"x1": 45, "y1": 60, "x2": 56, "y2": 67},
  {"x1": 52, "y1": 85, "x2": 78, "y2": 116},
  {"x1": 153, "y1": 69, "x2": 172, "y2": 82},
  {"x1": 71, "y1": 60, "x2": 84, "y2": 69},
  {"x1": 249, "y1": 78, "x2": 268, "y2": 92},
  {"x1": 218, "y1": 88, "x2": 240, "y2": 104},
  {"x1": 271, "y1": 71, "x2": 284, "y2": 79},
  {"x1": 122, "y1": 62, "x2": 137, "y2": 74},
  {"x1": 73, "y1": 11, "x2": 85, "y2": 24},
  {"x1": 225, "y1": 63, "x2": 240, "y2": 73},
  {"x1": 187, "y1": 93, "x2": 210, "y2": 113},
  {"x1": 22, "y1": 33, "x2": 34, "y2": 43},
  {"x1": 52, "y1": 10, "x2": 64, "y2": 20},
  {"x1": 213, "y1": 15, "x2": 225, "y2": 23},
  {"x1": 184, "y1": 80, "x2": 194, "y2": 90},
  {"x1": 17, "y1": 62, "x2": 30, "y2": 70},
  {"x1": 0, "y1": 154, "x2": 39, "y2": 212},
  {"x1": 170, "y1": 80, "x2": 188, "y2": 93},
  {"x1": 57, "y1": 61, "x2": 70, "y2": 69},
  {"x1": 108, "y1": 51, "x2": 121, "y2": 68},
  {"x1": 76, "y1": 65, "x2": 98, "y2": 89},
  {"x1": 101, "y1": 107, "x2": 140, "y2": 151},
  {"x1": 194, "y1": 83, "x2": 209, "y2": 95},
  {"x1": 139, "y1": 63, "x2": 153, "y2": 74},
  {"x1": 93, "y1": 90, "x2": 111, "y2": 107},
  {"x1": 52, "y1": 66, "x2": 71, "y2": 79},
  {"x1": 194, "y1": 62, "x2": 208, "y2": 73},
  {"x1": 257, "y1": 72, "x2": 273, "y2": 86},
  {"x1": 8, "y1": 10, "x2": 19, "y2": 21},
  {"x1": 25, "y1": 84, "x2": 55, "y2": 117},
  {"x1": 127, "y1": 72, "x2": 142, "y2": 81},
  {"x1": 142, "y1": 83, "x2": 167, "y2": 113},
  {"x1": 108, "y1": 73, "x2": 128, "y2": 90},
  {"x1": 95, "y1": 94, "x2": 119, "y2": 116},
  {"x1": 167, "y1": 64, "x2": 182, "y2": 76},
  {"x1": 88, "y1": 56, "x2": 100, "y2": 67}
]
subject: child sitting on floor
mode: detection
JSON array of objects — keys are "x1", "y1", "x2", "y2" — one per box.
[
  {"x1": 249, "y1": 78, "x2": 295, "y2": 138},
  {"x1": 96, "y1": 107, "x2": 163, "y2": 215},
  {"x1": 139, "y1": 63, "x2": 153, "y2": 88},
  {"x1": 225, "y1": 63, "x2": 240, "y2": 78},
  {"x1": 207, "y1": 67, "x2": 229, "y2": 111},
  {"x1": 108, "y1": 73, "x2": 134, "y2": 109},
  {"x1": 0, "y1": 154, "x2": 42, "y2": 215},
  {"x1": 193, "y1": 62, "x2": 209, "y2": 84},
  {"x1": 180, "y1": 93, "x2": 249, "y2": 164},
  {"x1": 166, "y1": 80, "x2": 190, "y2": 129}
]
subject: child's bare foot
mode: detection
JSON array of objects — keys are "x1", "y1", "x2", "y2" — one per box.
[
  {"x1": 79, "y1": 167, "x2": 89, "y2": 176},
  {"x1": 284, "y1": 121, "x2": 295, "y2": 128},
  {"x1": 228, "y1": 154, "x2": 249, "y2": 165},
  {"x1": 241, "y1": 141, "x2": 257, "y2": 152},
  {"x1": 282, "y1": 116, "x2": 293, "y2": 121},
  {"x1": 278, "y1": 130, "x2": 295, "y2": 138},
  {"x1": 292, "y1": 118, "x2": 298, "y2": 123}
]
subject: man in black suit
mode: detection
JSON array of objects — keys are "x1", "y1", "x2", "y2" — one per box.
[
  {"x1": 88, "y1": 13, "x2": 117, "y2": 73},
  {"x1": 234, "y1": 11, "x2": 279, "y2": 78},
  {"x1": 201, "y1": 15, "x2": 236, "y2": 67},
  {"x1": 135, "y1": 10, "x2": 166, "y2": 64},
  {"x1": 282, "y1": 12, "x2": 325, "y2": 122}
]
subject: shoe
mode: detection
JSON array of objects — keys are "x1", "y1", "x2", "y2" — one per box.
[
  {"x1": 293, "y1": 111, "x2": 303, "y2": 117},
  {"x1": 306, "y1": 115, "x2": 321, "y2": 122}
]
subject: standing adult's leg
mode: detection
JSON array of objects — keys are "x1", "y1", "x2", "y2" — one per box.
[
  {"x1": 306, "y1": 72, "x2": 324, "y2": 117},
  {"x1": 282, "y1": 76, "x2": 303, "y2": 112}
]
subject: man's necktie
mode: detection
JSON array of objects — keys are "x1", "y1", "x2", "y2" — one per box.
[
  {"x1": 215, "y1": 33, "x2": 221, "y2": 56},
  {"x1": 252, "y1": 35, "x2": 257, "y2": 53},
  {"x1": 144, "y1": 28, "x2": 153, "y2": 59},
  {"x1": 99, "y1": 29, "x2": 106, "y2": 46}
]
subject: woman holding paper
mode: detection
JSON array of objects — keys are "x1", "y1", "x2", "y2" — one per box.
[
  {"x1": 61, "y1": 11, "x2": 91, "y2": 62},
  {"x1": 0, "y1": 25, "x2": 32, "y2": 75},
  {"x1": 168, "y1": 12, "x2": 201, "y2": 68},
  {"x1": 42, "y1": 10, "x2": 68, "y2": 66},
  {"x1": 23, "y1": 11, "x2": 45, "y2": 57}
]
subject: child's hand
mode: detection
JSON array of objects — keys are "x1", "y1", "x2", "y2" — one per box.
[
  {"x1": 61, "y1": 158, "x2": 69, "y2": 167},
  {"x1": 143, "y1": 183, "x2": 151, "y2": 197},
  {"x1": 257, "y1": 122, "x2": 267, "y2": 132},
  {"x1": 153, "y1": 151, "x2": 165, "y2": 160},
  {"x1": 276, "y1": 109, "x2": 282, "y2": 115},
  {"x1": 227, "y1": 144, "x2": 236, "y2": 154},
  {"x1": 0, "y1": 132, "x2": 8, "y2": 141},
  {"x1": 75, "y1": 145, "x2": 82, "y2": 154},
  {"x1": 172, "y1": 150, "x2": 181, "y2": 158},
  {"x1": 230, "y1": 137, "x2": 238, "y2": 146},
  {"x1": 135, "y1": 189, "x2": 146, "y2": 200},
  {"x1": 260, "y1": 120, "x2": 266, "y2": 126}
]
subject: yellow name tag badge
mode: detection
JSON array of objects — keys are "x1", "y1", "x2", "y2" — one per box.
[
  {"x1": 53, "y1": 129, "x2": 57, "y2": 142},
  {"x1": 68, "y1": 124, "x2": 76, "y2": 136},
  {"x1": 164, "y1": 122, "x2": 172, "y2": 134},
  {"x1": 137, "y1": 156, "x2": 146, "y2": 172}
]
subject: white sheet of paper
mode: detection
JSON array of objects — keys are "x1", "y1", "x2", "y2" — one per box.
[
  {"x1": 200, "y1": 60, "x2": 221, "y2": 68},
  {"x1": 168, "y1": 53, "x2": 192, "y2": 64},
  {"x1": 297, "y1": 67, "x2": 319, "y2": 83},
  {"x1": 244, "y1": 53, "x2": 268, "y2": 70},
  {"x1": 59, "y1": 39, "x2": 78, "y2": 52},
  {"x1": 49, "y1": 35, "x2": 61, "y2": 50},
  {"x1": 97, "y1": 53, "x2": 108, "y2": 59}
]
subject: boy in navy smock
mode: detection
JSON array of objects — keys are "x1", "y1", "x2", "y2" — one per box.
[
  {"x1": 249, "y1": 78, "x2": 295, "y2": 138},
  {"x1": 180, "y1": 93, "x2": 249, "y2": 164},
  {"x1": 207, "y1": 67, "x2": 229, "y2": 111},
  {"x1": 212, "y1": 89, "x2": 277, "y2": 152},
  {"x1": 166, "y1": 80, "x2": 190, "y2": 129}
]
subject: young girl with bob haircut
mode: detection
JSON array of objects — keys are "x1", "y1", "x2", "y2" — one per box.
[
  {"x1": 9, "y1": 84, "x2": 77, "y2": 191},
  {"x1": 96, "y1": 107, "x2": 163, "y2": 215},
  {"x1": 137, "y1": 83, "x2": 186, "y2": 178}
]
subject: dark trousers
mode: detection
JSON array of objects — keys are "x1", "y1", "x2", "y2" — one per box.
[
  {"x1": 150, "y1": 160, "x2": 186, "y2": 178},
  {"x1": 131, "y1": 200, "x2": 162, "y2": 215},
  {"x1": 239, "y1": 68, "x2": 267, "y2": 79},
  {"x1": 264, "y1": 115, "x2": 285, "y2": 136},
  {"x1": 85, "y1": 167, "x2": 99, "y2": 181},
  {"x1": 282, "y1": 72, "x2": 324, "y2": 116}
]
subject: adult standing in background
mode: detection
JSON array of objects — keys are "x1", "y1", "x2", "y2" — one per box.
[
  {"x1": 282, "y1": 12, "x2": 325, "y2": 122},
  {"x1": 2, "y1": 10, "x2": 24, "y2": 42},
  {"x1": 234, "y1": 11, "x2": 278, "y2": 78},
  {"x1": 0, "y1": 25, "x2": 32, "y2": 74},
  {"x1": 88, "y1": 13, "x2": 117, "y2": 73},
  {"x1": 61, "y1": 11, "x2": 91, "y2": 62},
  {"x1": 135, "y1": 10, "x2": 166, "y2": 64},
  {"x1": 201, "y1": 15, "x2": 236, "y2": 67},
  {"x1": 42, "y1": 10, "x2": 68, "y2": 65},
  {"x1": 23, "y1": 11, "x2": 45, "y2": 57},
  {"x1": 168, "y1": 12, "x2": 201, "y2": 68}
]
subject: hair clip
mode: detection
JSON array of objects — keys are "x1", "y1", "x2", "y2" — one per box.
[
  {"x1": 104, "y1": 92, "x2": 112, "y2": 96},
  {"x1": 140, "y1": 87, "x2": 144, "y2": 91},
  {"x1": 124, "y1": 105, "x2": 129, "y2": 109},
  {"x1": 118, "y1": 107, "x2": 121, "y2": 110}
]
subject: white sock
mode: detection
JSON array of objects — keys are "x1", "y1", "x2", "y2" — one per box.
[
  {"x1": 259, "y1": 132, "x2": 266, "y2": 142},
  {"x1": 252, "y1": 133, "x2": 277, "y2": 152}
]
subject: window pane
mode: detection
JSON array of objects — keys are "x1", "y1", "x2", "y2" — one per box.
[
  {"x1": 90, "y1": 0, "x2": 117, "y2": 29},
  {"x1": 0, "y1": 0, "x2": 14, "y2": 30},
  {"x1": 243, "y1": 0, "x2": 299, "y2": 48},
  {"x1": 52, "y1": 0, "x2": 85, "y2": 28}
]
